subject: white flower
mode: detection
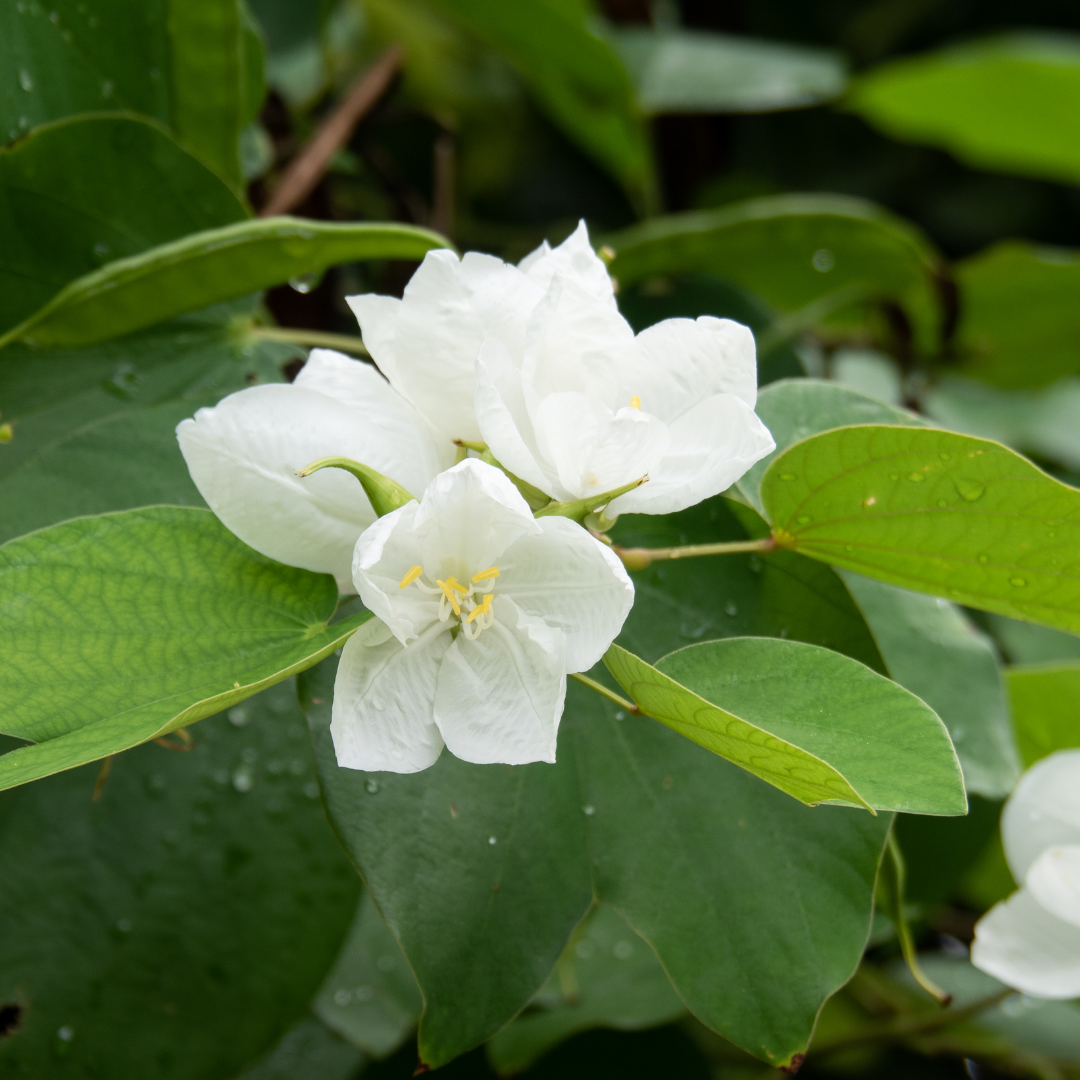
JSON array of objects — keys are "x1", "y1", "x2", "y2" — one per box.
[
  {"x1": 972, "y1": 749, "x2": 1080, "y2": 998},
  {"x1": 348, "y1": 221, "x2": 775, "y2": 516},
  {"x1": 177, "y1": 349, "x2": 453, "y2": 592},
  {"x1": 331, "y1": 458, "x2": 634, "y2": 773}
]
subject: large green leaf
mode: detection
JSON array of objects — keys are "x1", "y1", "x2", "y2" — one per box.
[
  {"x1": 605, "y1": 195, "x2": 946, "y2": 354},
  {"x1": 425, "y1": 0, "x2": 653, "y2": 208},
  {"x1": 0, "y1": 506, "x2": 370, "y2": 790},
  {"x1": 485, "y1": 904, "x2": 685, "y2": 1076},
  {"x1": 237, "y1": 1017, "x2": 366, "y2": 1080},
  {"x1": 0, "y1": 217, "x2": 450, "y2": 349},
  {"x1": 608, "y1": 638, "x2": 965, "y2": 815},
  {"x1": 847, "y1": 33, "x2": 1080, "y2": 187},
  {"x1": 0, "y1": 114, "x2": 245, "y2": 335},
  {"x1": 305, "y1": 658, "x2": 890, "y2": 1070},
  {"x1": 838, "y1": 571, "x2": 1019, "y2": 799},
  {"x1": 0, "y1": 680, "x2": 361, "y2": 1079},
  {"x1": 761, "y1": 425, "x2": 1080, "y2": 635},
  {"x1": 1005, "y1": 663, "x2": 1080, "y2": 767},
  {"x1": 0, "y1": 298, "x2": 297, "y2": 544},
  {"x1": 608, "y1": 27, "x2": 846, "y2": 115},
  {"x1": 952, "y1": 241, "x2": 1080, "y2": 389}
]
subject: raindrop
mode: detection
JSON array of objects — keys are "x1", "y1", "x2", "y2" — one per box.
[
  {"x1": 288, "y1": 271, "x2": 320, "y2": 294},
  {"x1": 1010, "y1": 577, "x2": 1027, "y2": 587},
  {"x1": 18, "y1": 116, "x2": 28, "y2": 130},
  {"x1": 575, "y1": 940, "x2": 595, "y2": 960},
  {"x1": 49, "y1": 10, "x2": 58, "y2": 23},
  {"x1": 227, "y1": 706, "x2": 248, "y2": 727},
  {"x1": 303, "y1": 782, "x2": 319, "y2": 799},
  {"x1": 100, "y1": 80, "x2": 113, "y2": 99},
  {"x1": 364, "y1": 779, "x2": 381, "y2": 794},
  {"x1": 811, "y1": 248, "x2": 835, "y2": 273},
  {"x1": 18, "y1": 69, "x2": 33, "y2": 92},
  {"x1": 955, "y1": 479, "x2": 985, "y2": 502},
  {"x1": 231, "y1": 768, "x2": 254, "y2": 793},
  {"x1": 939, "y1": 452, "x2": 951, "y2": 461},
  {"x1": 778, "y1": 473, "x2": 797, "y2": 481},
  {"x1": 488, "y1": 836, "x2": 497, "y2": 845},
  {"x1": 978, "y1": 554, "x2": 989, "y2": 564},
  {"x1": 724, "y1": 600, "x2": 738, "y2": 617},
  {"x1": 614, "y1": 710, "x2": 626, "y2": 721},
  {"x1": 92, "y1": 240, "x2": 111, "y2": 259},
  {"x1": 613, "y1": 940, "x2": 634, "y2": 960},
  {"x1": 146, "y1": 772, "x2": 167, "y2": 796},
  {"x1": 845, "y1": 545, "x2": 854, "y2": 552},
  {"x1": 907, "y1": 471, "x2": 925, "y2": 482},
  {"x1": 355, "y1": 986, "x2": 374, "y2": 1002},
  {"x1": 889, "y1": 474, "x2": 899, "y2": 481},
  {"x1": 116, "y1": 917, "x2": 132, "y2": 933},
  {"x1": 937, "y1": 499, "x2": 948, "y2": 507},
  {"x1": 333, "y1": 989, "x2": 350, "y2": 1006},
  {"x1": 748, "y1": 555, "x2": 763, "y2": 573},
  {"x1": 796, "y1": 515, "x2": 812, "y2": 525},
  {"x1": 57, "y1": 1026, "x2": 73, "y2": 1041},
  {"x1": 582, "y1": 804, "x2": 595, "y2": 816}
]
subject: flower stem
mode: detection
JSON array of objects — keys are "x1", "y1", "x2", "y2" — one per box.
[
  {"x1": 569, "y1": 672, "x2": 640, "y2": 715},
  {"x1": 249, "y1": 326, "x2": 370, "y2": 356},
  {"x1": 614, "y1": 536, "x2": 776, "y2": 571}
]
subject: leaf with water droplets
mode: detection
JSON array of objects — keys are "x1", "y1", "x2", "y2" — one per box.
[{"x1": 762, "y1": 425, "x2": 1080, "y2": 635}]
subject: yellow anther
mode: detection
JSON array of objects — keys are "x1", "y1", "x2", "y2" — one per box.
[
  {"x1": 399, "y1": 565, "x2": 423, "y2": 589},
  {"x1": 445, "y1": 576, "x2": 468, "y2": 595},
  {"x1": 629, "y1": 395, "x2": 641, "y2": 410},
  {"x1": 436, "y1": 580, "x2": 462, "y2": 616},
  {"x1": 466, "y1": 593, "x2": 493, "y2": 624},
  {"x1": 472, "y1": 567, "x2": 500, "y2": 582}
]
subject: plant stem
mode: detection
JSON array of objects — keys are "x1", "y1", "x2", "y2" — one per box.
[
  {"x1": 569, "y1": 672, "x2": 640, "y2": 715},
  {"x1": 614, "y1": 536, "x2": 776, "y2": 570},
  {"x1": 249, "y1": 326, "x2": 370, "y2": 356}
]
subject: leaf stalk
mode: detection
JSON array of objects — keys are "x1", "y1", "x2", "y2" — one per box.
[{"x1": 614, "y1": 535, "x2": 777, "y2": 571}]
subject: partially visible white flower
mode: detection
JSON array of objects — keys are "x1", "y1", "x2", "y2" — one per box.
[
  {"x1": 331, "y1": 458, "x2": 634, "y2": 773},
  {"x1": 972, "y1": 749, "x2": 1080, "y2": 998},
  {"x1": 177, "y1": 349, "x2": 453, "y2": 592},
  {"x1": 475, "y1": 277, "x2": 776, "y2": 516},
  {"x1": 347, "y1": 221, "x2": 612, "y2": 448}
]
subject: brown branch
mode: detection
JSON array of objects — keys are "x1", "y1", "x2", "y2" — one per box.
[{"x1": 260, "y1": 46, "x2": 404, "y2": 218}]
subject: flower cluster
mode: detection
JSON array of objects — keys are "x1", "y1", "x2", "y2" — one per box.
[
  {"x1": 972, "y1": 749, "x2": 1080, "y2": 997},
  {"x1": 178, "y1": 224, "x2": 774, "y2": 773}
]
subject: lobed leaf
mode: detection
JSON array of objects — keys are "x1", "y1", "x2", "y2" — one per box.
[
  {"x1": 0, "y1": 507, "x2": 370, "y2": 790},
  {"x1": 761, "y1": 424, "x2": 1080, "y2": 635}
]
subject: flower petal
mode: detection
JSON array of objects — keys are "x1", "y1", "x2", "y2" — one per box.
[
  {"x1": 501, "y1": 516, "x2": 634, "y2": 671},
  {"x1": 413, "y1": 459, "x2": 541, "y2": 581},
  {"x1": 348, "y1": 249, "x2": 542, "y2": 444},
  {"x1": 518, "y1": 219, "x2": 616, "y2": 307},
  {"x1": 608, "y1": 393, "x2": 775, "y2": 516},
  {"x1": 972, "y1": 886, "x2": 1080, "y2": 998},
  {"x1": 1026, "y1": 845, "x2": 1080, "y2": 930},
  {"x1": 352, "y1": 502, "x2": 441, "y2": 646},
  {"x1": 1002, "y1": 748, "x2": 1080, "y2": 881},
  {"x1": 331, "y1": 618, "x2": 449, "y2": 773},
  {"x1": 532, "y1": 391, "x2": 670, "y2": 501},
  {"x1": 434, "y1": 596, "x2": 565, "y2": 765}
]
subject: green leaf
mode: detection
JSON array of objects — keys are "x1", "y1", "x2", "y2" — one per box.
[
  {"x1": 736, "y1": 377, "x2": 926, "y2": 515},
  {"x1": 608, "y1": 638, "x2": 966, "y2": 815},
  {"x1": 953, "y1": 241, "x2": 1080, "y2": 388},
  {"x1": 984, "y1": 612, "x2": 1080, "y2": 666},
  {"x1": 424, "y1": 0, "x2": 655, "y2": 209},
  {"x1": 485, "y1": 904, "x2": 685, "y2": 1075},
  {"x1": 237, "y1": 1017, "x2": 367, "y2": 1080},
  {"x1": 305, "y1": 658, "x2": 891, "y2": 1070},
  {"x1": 1, "y1": 217, "x2": 449, "y2": 350},
  {"x1": 605, "y1": 194, "x2": 946, "y2": 354},
  {"x1": 0, "y1": 114, "x2": 245, "y2": 335},
  {"x1": 608, "y1": 27, "x2": 846, "y2": 115},
  {"x1": 847, "y1": 33, "x2": 1080, "y2": 187},
  {"x1": 1005, "y1": 663, "x2": 1080, "y2": 767},
  {"x1": 838, "y1": 571, "x2": 1020, "y2": 799},
  {"x1": 761, "y1": 424, "x2": 1080, "y2": 635},
  {"x1": 313, "y1": 893, "x2": 422, "y2": 1059},
  {"x1": 0, "y1": 298, "x2": 297, "y2": 544},
  {"x1": 0, "y1": 680, "x2": 361, "y2": 1078},
  {"x1": 0, "y1": 506, "x2": 370, "y2": 790}
]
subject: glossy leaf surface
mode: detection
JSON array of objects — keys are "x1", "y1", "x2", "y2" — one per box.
[
  {"x1": 0, "y1": 507, "x2": 370, "y2": 789},
  {"x1": 0, "y1": 681, "x2": 361, "y2": 1079},
  {"x1": 762, "y1": 425, "x2": 1080, "y2": 634}
]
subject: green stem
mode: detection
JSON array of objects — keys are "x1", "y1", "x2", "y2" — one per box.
[
  {"x1": 614, "y1": 536, "x2": 776, "y2": 571},
  {"x1": 569, "y1": 672, "x2": 640, "y2": 715},
  {"x1": 249, "y1": 325, "x2": 370, "y2": 356}
]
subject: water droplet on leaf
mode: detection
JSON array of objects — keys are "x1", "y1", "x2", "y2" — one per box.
[
  {"x1": 955, "y1": 479, "x2": 985, "y2": 501},
  {"x1": 796, "y1": 515, "x2": 812, "y2": 525},
  {"x1": 582, "y1": 804, "x2": 595, "y2": 816},
  {"x1": 364, "y1": 779, "x2": 380, "y2": 794},
  {"x1": 288, "y1": 271, "x2": 321, "y2": 294},
  {"x1": 18, "y1": 69, "x2": 33, "y2": 91},
  {"x1": 907, "y1": 471, "x2": 924, "y2": 482},
  {"x1": 1010, "y1": 577, "x2": 1026, "y2": 587},
  {"x1": 812, "y1": 248, "x2": 835, "y2": 272}
]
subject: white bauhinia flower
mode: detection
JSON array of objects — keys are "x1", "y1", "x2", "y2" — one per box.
[
  {"x1": 972, "y1": 749, "x2": 1080, "y2": 998},
  {"x1": 331, "y1": 458, "x2": 634, "y2": 773},
  {"x1": 177, "y1": 349, "x2": 454, "y2": 592},
  {"x1": 347, "y1": 220, "x2": 774, "y2": 517}
]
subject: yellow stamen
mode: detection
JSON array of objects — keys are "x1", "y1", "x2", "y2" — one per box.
[
  {"x1": 436, "y1": 580, "x2": 462, "y2": 616},
  {"x1": 472, "y1": 567, "x2": 500, "y2": 582},
  {"x1": 466, "y1": 593, "x2": 493, "y2": 624},
  {"x1": 444, "y1": 575, "x2": 468, "y2": 595},
  {"x1": 629, "y1": 395, "x2": 641, "y2": 410},
  {"x1": 399, "y1": 565, "x2": 423, "y2": 589}
]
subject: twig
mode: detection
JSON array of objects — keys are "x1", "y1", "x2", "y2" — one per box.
[{"x1": 261, "y1": 46, "x2": 404, "y2": 217}]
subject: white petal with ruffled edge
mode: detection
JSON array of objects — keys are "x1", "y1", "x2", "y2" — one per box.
[
  {"x1": 1026, "y1": 845, "x2": 1080, "y2": 930},
  {"x1": 331, "y1": 618, "x2": 450, "y2": 773},
  {"x1": 501, "y1": 516, "x2": 634, "y2": 671},
  {"x1": 608, "y1": 393, "x2": 776, "y2": 516},
  {"x1": 1002, "y1": 748, "x2": 1080, "y2": 881},
  {"x1": 518, "y1": 220, "x2": 616, "y2": 307},
  {"x1": 972, "y1": 886, "x2": 1080, "y2": 998},
  {"x1": 434, "y1": 596, "x2": 565, "y2": 765}
]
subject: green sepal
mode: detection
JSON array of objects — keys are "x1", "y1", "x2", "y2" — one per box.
[
  {"x1": 534, "y1": 476, "x2": 646, "y2": 522},
  {"x1": 298, "y1": 457, "x2": 415, "y2": 517}
]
